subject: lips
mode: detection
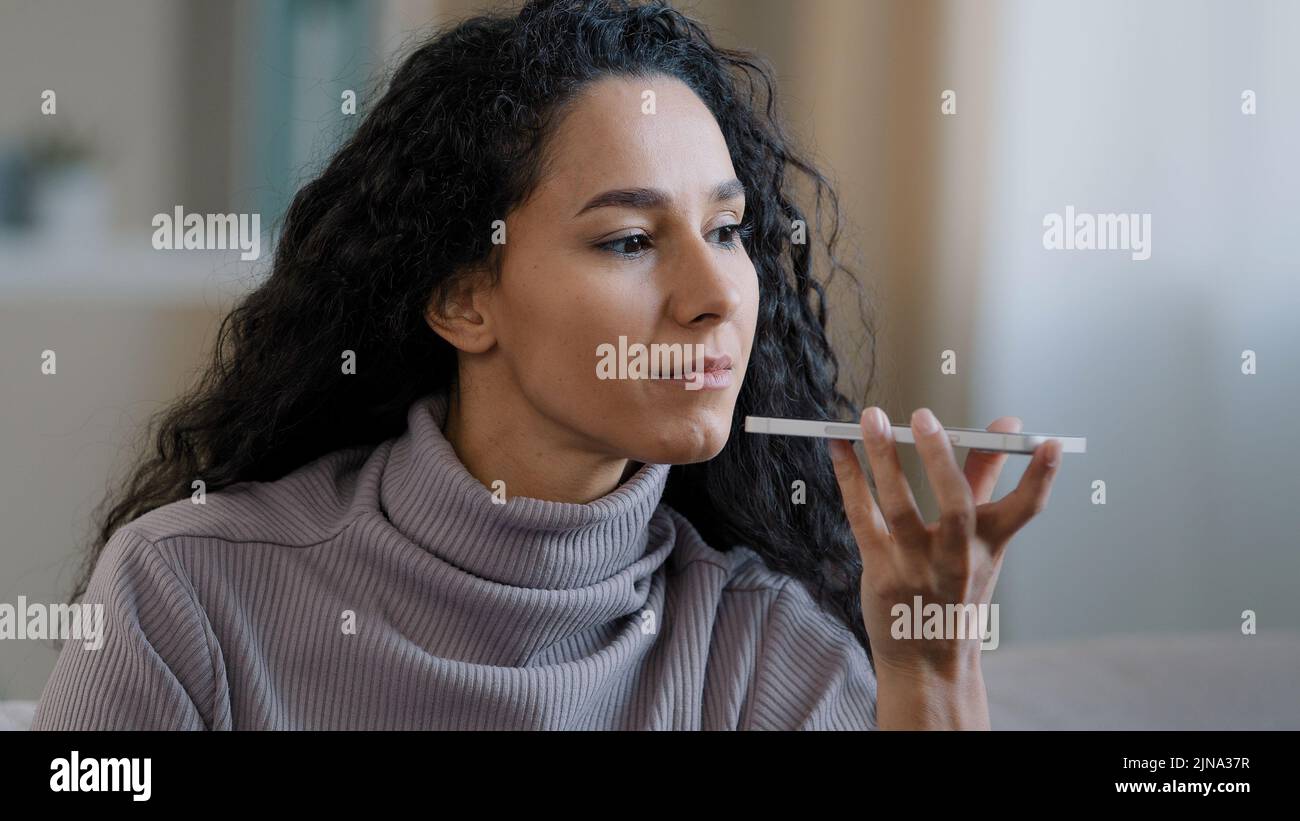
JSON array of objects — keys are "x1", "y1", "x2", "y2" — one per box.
[
  {"x1": 702, "y1": 353, "x2": 733, "y2": 373},
  {"x1": 663, "y1": 351, "x2": 732, "y2": 379},
  {"x1": 642, "y1": 348, "x2": 735, "y2": 381}
]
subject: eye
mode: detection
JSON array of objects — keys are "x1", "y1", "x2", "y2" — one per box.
[
  {"x1": 598, "y1": 232, "x2": 653, "y2": 258},
  {"x1": 710, "y1": 222, "x2": 754, "y2": 250}
]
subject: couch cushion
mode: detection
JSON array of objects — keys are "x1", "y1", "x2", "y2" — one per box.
[{"x1": 983, "y1": 631, "x2": 1300, "y2": 729}]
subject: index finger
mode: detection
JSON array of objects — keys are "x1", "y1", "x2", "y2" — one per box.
[{"x1": 964, "y1": 416, "x2": 1022, "y2": 505}]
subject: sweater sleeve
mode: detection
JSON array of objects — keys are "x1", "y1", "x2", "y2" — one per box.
[
  {"x1": 743, "y1": 578, "x2": 878, "y2": 730},
  {"x1": 31, "y1": 528, "x2": 218, "y2": 730}
]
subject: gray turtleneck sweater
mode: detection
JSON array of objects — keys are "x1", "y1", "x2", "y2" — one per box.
[{"x1": 32, "y1": 392, "x2": 877, "y2": 730}]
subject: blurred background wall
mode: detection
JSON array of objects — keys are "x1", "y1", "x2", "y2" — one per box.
[{"x1": 1, "y1": 0, "x2": 1296, "y2": 700}]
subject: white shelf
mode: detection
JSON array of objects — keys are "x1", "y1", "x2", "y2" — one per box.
[{"x1": 0, "y1": 234, "x2": 265, "y2": 304}]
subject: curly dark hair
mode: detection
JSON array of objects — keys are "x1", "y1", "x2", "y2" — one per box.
[{"x1": 78, "y1": 0, "x2": 879, "y2": 660}]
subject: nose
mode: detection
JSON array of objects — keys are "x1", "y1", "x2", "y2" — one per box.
[{"x1": 667, "y1": 231, "x2": 745, "y2": 329}]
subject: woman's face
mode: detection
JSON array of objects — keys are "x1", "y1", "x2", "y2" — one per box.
[{"x1": 449, "y1": 74, "x2": 759, "y2": 466}]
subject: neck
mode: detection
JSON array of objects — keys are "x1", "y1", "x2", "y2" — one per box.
[
  {"x1": 377, "y1": 388, "x2": 674, "y2": 600},
  {"x1": 440, "y1": 380, "x2": 635, "y2": 504}
]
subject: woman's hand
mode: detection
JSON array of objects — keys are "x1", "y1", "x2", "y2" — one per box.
[{"x1": 828, "y1": 407, "x2": 1062, "y2": 729}]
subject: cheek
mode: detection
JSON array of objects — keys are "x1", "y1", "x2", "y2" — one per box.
[
  {"x1": 498, "y1": 267, "x2": 645, "y2": 389},
  {"x1": 738, "y1": 261, "x2": 761, "y2": 360}
]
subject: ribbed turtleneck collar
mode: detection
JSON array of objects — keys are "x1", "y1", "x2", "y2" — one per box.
[{"x1": 377, "y1": 390, "x2": 673, "y2": 590}]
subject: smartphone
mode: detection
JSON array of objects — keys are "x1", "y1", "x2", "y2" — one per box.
[{"x1": 744, "y1": 415, "x2": 1086, "y2": 455}]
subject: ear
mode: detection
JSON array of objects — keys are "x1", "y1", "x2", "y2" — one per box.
[{"x1": 424, "y1": 270, "x2": 496, "y2": 354}]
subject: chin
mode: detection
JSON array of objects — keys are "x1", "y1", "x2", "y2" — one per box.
[{"x1": 631, "y1": 414, "x2": 733, "y2": 465}]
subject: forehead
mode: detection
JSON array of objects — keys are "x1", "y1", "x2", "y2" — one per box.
[{"x1": 535, "y1": 74, "x2": 737, "y2": 206}]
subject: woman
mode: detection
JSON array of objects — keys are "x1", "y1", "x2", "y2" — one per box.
[{"x1": 33, "y1": 0, "x2": 1060, "y2": 730}]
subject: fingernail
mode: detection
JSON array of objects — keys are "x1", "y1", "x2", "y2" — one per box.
[
  {"x1": 1045, "y1": 440, "x2": 1060, "y2": 467},
  {"x1": 864, "y1": 407, "x2": 890, "y2": 437},
  {"x1": 913, "y1": 407, "x2": 938, "y2": 434}
]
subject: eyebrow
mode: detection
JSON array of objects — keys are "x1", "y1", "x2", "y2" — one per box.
[{"x1": 572, "y1": 177, "x2": 746, "y2": 218}]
